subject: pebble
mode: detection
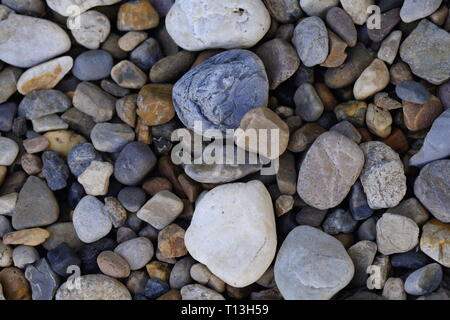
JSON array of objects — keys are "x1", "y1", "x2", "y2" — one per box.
[
  {"x1": 0, "y1": 103, "x2": 16, "y2": 133},
  {"x1": 158, "y1": 224, "x2": 187, "y2": 259},
  {"x1": 46, "y1": 0, "x2": 121, "y2": 16},
  {"x1": 118, "y1": 31, "x2": 148, "y2": 52},
  {"x1": 292, "y1": 17, "x2": 329, "y2": 67},
  {"x1": 0, "y1": 137, "x2": 18, "y2": 166},
  {"x1": 334, "y1": 101, "x2": 367, "y2": 128},
  {"x1": 274, "y1": 226, "x2": 354, "y2": 300},
  {"x1": 114, "y1": 142, "x2": 157, "y2": 185},
  {"x1": 326, "y1": 7, "x2": 357, "y2": 47},
  {"x1": 323, "y1": 209, "x2": 358, "y2": 235},
  {"x1": 144, "y1": 278, "x2": 170, "y2": 299},
  {"x1": 390, "y1": 61, "x2": 414, "y2": 85},
  {"x1": 169, "y1": 257, "x2": 195, "y2": 289},
  {"x1": 0, "y1": 216, "x2": 12, "y2": 238},
  {"x1": 137, "y1": 84, "x2": 175, "y2": 126},
  {"x1": 256, "y1": 38, "x2": 300, "y2": 90},
  {"x1": 68, "y1": 10, "x2": 111, "y2": 50},
  {"x1": 137, "y1": 190, "x2": 183, "y2": 230},
  {"x1": 288, "y1": 123, "x2": 326, "y2": 153},
  {"x1": 376, "y1": 213, "x2": 419, "y2": 255},
  {"x1": 73, "y1": 82, "x2": 116, "y2": 123},
  {"x1": 348, "y1": 240, "x2": 377, "y2": 287},
  {"x1": 414, "y1": 160, "x2": 450, "y2": 223},
  {"x1": 403, "y1": 95, "x2": 443, "y2": 132},
  {"x1": 97, "y1": 251, "x2": 131, "y2": 278},
  {"x1": 12, "y1": 176, "x2": 59, "y2": 230},
  {"x1": 61, "y1": 108, "x2": 96, "y2": 138},
  {"x1": 42, "y1": 151, "x2": 70, "y2": 191},
  {"x1": 19, "y1": 90, "x2": 71, "y2": 121},
  {"x1": 116, "y1": 95, "x2": 137, "y2": 127},
  {"x1": 330, "y1": 121, "x2": 361, "y2": 144},
  {"x1": 438, "y1": 81, "x2": 450, "y2": 109},
  {"x1": 67, "y1": 143, "x2": 102, "y2": 177},
  {"x1": 130, "y1": 38, "x2": 164, "y2": 71},
  {"x1": 400, "y1": 20, "x2": 450, "y2": 85},
  {"x1": 0, "y1": 240, "x2": 13, "y2": 267},
  {"x1": 409, "y1": 109, "x2": 450, "y2": 167},
  {"x1": 354, "y1": 59, "x2": 390, "y2": 100},
  {"x1": 391, "y1": 249, "x2": 431, "y2": 270},
  {"x1": 275, "y1": 195, "x2": 294, "y2": 217},
  {"x1": 78, "y1": 161, "x2": 113, "y2": 196},
  {"x1": 126, "y1": 270, "x2": 148, "y2": 295},
  {"x1": 56, "y1": 274, "x2": 131, "y2": 300},
  {"x1": 320, "y1": 31, "x2": 348, "y2": 68},
  {"x1": 264, "y1": 0, "x2": 301, "y2": 23},
  {"x1": 234, "y1": 107, "x2": 289, "y2": 160},
  {"x1": 377, "y1": 30, "x2": 402, "y2": 65},
  {"x1": 294, "y1": 83, "x2": 324, "y2": 122},
  {"x1": 299, "y1": 0, "x2": 338, "y2": 17},
  {"x1": 13, "y1": 246, "x2": 39, "y2": 269},
  {"x1": 117, "y1": 0, "x2": 159, "y2": 31},
  {"x1": 389, "y1": 198, "x2": 430, "y2": 226},
  {"x1": 404, "y1": 263, "x2": 443, "y2": 296},
  {"x1": 146, "y1": 261, "x2": 171, "y2": 282},
  {"x1": 101, "y1": 33, "x2": 127, "y2": 60},
  {"x1": 295, "y1": 206, "x2": 327, "y2": 227},
  {"x1": 382, "y1": 278, "x2": 407, "y2": 300},
  {"x1": 360, "y1": 142, "x2": 407, "y2": 209},
  {"x1": 91, "y1": 123, "x2": 135, "y2": 153},
  {"x1": 173, "y1": 49, "x2": 268, "y2": 135},
  {"x1": 365, "y1": 103, "x2": 392, "y2": 138},
  {"x1": 368, "y1": 8, "x2": 401, "y2": 43},
  {"x1": 166, "y1": 0, "x2": 270, "y2": 51},
  {"x1": 185, "y1": 181, "x2": 276, "y2": 287},
  {"x1": 340, "y1": 0, "x2": 374, "y2": 25},
  {"x1": 117, "y1": 187, "x2": 146, "y2": 213},
  {"x1": 111, "y1": 60, "x2": 147, "y2": 89},
  {"x1": 24, "y1": 258, "x2": 60, "y2": 300},
  {"x1": 47, "y1": 243, "x2": 81, "y2": 276},
  {"x1": 374, "y1": 92, "x2": 402, "y2": 110},
  {"x1": 396, "y1": 81, "x2": 431, "y2": 105},
  {"x1": 72, "y1": 50, "x2": 114, "y2": 81},
  {"x1": 104, "y1": 197, "x2": 128, "y2": 228},
  {"x1": 114, "y1": 237, "x2": 154, "y2": 270},
  {"x1": 43, "y1": 223, "x2": 83, "y2": 251},
  {"x1": 3, "y1": 228, "x2": 50, "y2": 246},
  {"x1": 190, "y1": 263, "x2": 225, "y2": 293},
  {"x1": 180, "y1": 284, "x2": 225, "y2": 300},
  {"x1": 0, "y1": 12, "x2": 71, "y2": 68},
  {"x1": 297, "y1": 131, "x2": 364, "y2": 210},
  {"x1": 420, "y1": 220, "x2": 450, "y2": 267},
  {"x1": 0, "y1": 267, "x2": 31, "y2": 300},
  {"x1": 150, "y1": 50, "x2": 196, "y2": 83},
  {"x1": 0, "y1": 68, "x2": 21, "y2": 104},
  {"x1": 73, "y1": 196, "x2": 112, "y2": 243},
  {"x1": 0, "y1": 193, "x2": 17, "y2": 215},
  {"x1": 400, "y1": 0, "x2": 443, "y2": 23},
  {"x1": 32, "y1": 115, "x2": 68, "y2": 133},
  {"x1": 101, "y1": 79, "x2": 130, "y2": 97}
]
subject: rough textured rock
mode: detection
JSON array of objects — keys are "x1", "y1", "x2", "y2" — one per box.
[
  {"x1": 359, "y1": 142, "x2": 406, "y2": 209},
  {"x1": 180, "y1": 284, "x2": 225, "y2": 300},
  {"x1": 297, "y1": 131, "x2": 364, "y2": 210},
  {"x1": 185, "y1": 181, "x2": 277, "y2": 287},
  {"x1": 292, "y1": 17, "x2": 329, "y2": 67},
  {"x1": 68, "y1": 10, "x2": 110, "y2": 50},
  {"x1": 18, "y1": 89, "x2": 70, "y2": 120},
  {"x1": 376, "y1": 213, "x2": 419, "y2": 255},
  {"x1": 78, "y1": 161, "x2": 113, "y2": 196},
  {"x1": 274, "y1": 226, "x2": 354, "y2": 300},
  {"x1": 117, "y1": 0, "x2": 159, "y2": 31},
  {"x1": 420, "y1": 220, "x2": 450, "y2": 267},
  {"x1": 24, "y1": 258, "x2": 60, "y2": 300},
  {"x1": 348, "y1": 240, "x2": 377, "y2": 287},
  {"x1": 137, "y1": 190, "x2": 183, "y2": 230},
  {"x1": 264, "y1": 0, "x2": 302, "y2": 23},
  {"x1": 166, "y1": 0, "x2": 271, "y2": 51},
  {"x1": 73, "y1": 82, "x2": 116, "y2": 123}
]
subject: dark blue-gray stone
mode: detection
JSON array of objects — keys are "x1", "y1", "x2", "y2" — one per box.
[
  {"x1": 0, "y1": 102, "x2": 16, "y2": 132},
  {"x1": 42, "y1": 151, "x2": 70, "y2": 191},
  {"x1": 67, "y1": 142, "x2": 102, "y2": 177},
  {"x1": 317, "y1": 112, "x2": 338, "y2": 130},
  {"x1": 322, "y1": 209, "x2": 358, "y2": 235},
  {"x1": 173, "y1": 49, "x2": 269, "y2": 136},
  {"x1": 18, "y1": 89, "x2": 71, "y2": 120},
  {"x1": 118, "y1": 187, "x2": 147, "y2": 213},
  {"x1": 12, "y1": 116, "x2": 27, "y2": 137},
  {"x1": 295, "y1": 206, "x2": 327, "y2": 227},
  {"x1": 357, "y1": 217, "x2": 376, "y2": 241},
  {"x1": 349, "y1": 180, "x2": 374, "y2": 221},
  {"x1": 0, "y1": 215, "x2": 12, "y2": 237},
  {"x1": 391, "y1": 248, "x2": 431, "y2": 269},
  {"x1": 130, "y1": 38, "x2": 164, "y2": 71},
  {"x1": 404, "y1": 263, "x2": 443, "y2": 296},
  {"x1": 144, "y1": 278, "x2": 170, "y2": 299},
  {"x1": 79, "y1": 238, "x2": 117, "y2": 274},
  {"x1": 126, "y1": 213, "x2": 143, "y2": 233},
  {"x1": 47, "y1": 243, "x2": 81, "y2": 277},
  {"x1": 149, "y1": 0, "x2": 174, "y2": 16},
  {"x1": 114, "y1": 142, "x2": 156, "y2": 186},
  {"x1": 68, "y1": 182, "x2": 86, "y2": 209},
  {"x1": 395, "y1": 81, "x2": 430, "y2": 104},
  {"x1": 24, "y1": 258, "x2": 60, "y2": 300},
  {"x1": 72, "y1": 50, "x2": 114, "y2": 81}
]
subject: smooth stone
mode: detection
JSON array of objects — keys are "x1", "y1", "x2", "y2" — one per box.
[
  {"x1": 391, "y1": 249, "x2": 431, "y2": 270},
  {"x1": 61, "y1": 108, "x2": 96, "y2": 137},
  {"x1": 389, "y1": 198, "x2": 430, "y2": 226},
  {"x1": 377, "y1": 30, "x2": 402, "y2": 65},
  {"x1": 73, "y1": 196, "x2": 112, "y2": 243},
  {"x1": 149, "y1": 0, "x2": 174, "y2": 16},
  {"x1": 18, "y1": 89, "x2": 71, "y2": 121},
  {"x1": 12, "y1": 176, "x2": 59, "y2": 230},
  {"x1": 116, "y1": 94, "x2": 137, "y2": 127},
  {"x1": 320, "y1": 30, "x2": 348, "y2": 68},
  {"x1": 0, "y1": 137, "x2": 18, "y2": 166},
  {"x1": 137, "y1": 84, "x2": 175, "y2": 126},
  {"x1": 101, "y1": 79, "x2": 130, "y2": 97},
  {"x1": 295, "y1": 206, "x2": 327, "y2": 227},
  {"x1": 0, "y1": 68, "x2": 21, "y2": 104},
  {"x1": 43, "y1": 222, "x2": 83, "y2": 251},
  {"x1": 294, "y1": 83, "x2": 324, "y2": 122},
  {"x1": 42, "y1": 151, "x2": 70, "y2": 191},
  {"x1": 396, "y1": 81, "x2": 431, "y2": 104},
  {"x1": 264, "y1": 0, "x2": 301, "y2": 23},
  {"x1": 12, "y1": 245, "x2": 39, "y2": 269},
  {"x1": 330, "y1": 121, "x2": 361, "y2": 143},
  {"x1": 68, "y1": 182, "x2": 86, "y2": 209},
  {"x1": 67, "y1": 143, "x2": 102, "y2": 177},
  {"x1": 185, "y1": 181, "x2": 277, "y2": 287},
  {"x1": 322, "y1": 209, "x2": 358, "y2": 235},
  {"x1": 25, "y1": 258, "x2": 60, "y2": 300},
  {"x1": 400, "y1": 0, "x2": 442, "y2": 23},
  {"x1": 292, "y1": 16, "x2": 329, "y2": 67},
  {"x1": 0, "y1": 193, "x2": 17, "y2": 215},
  {"x1": 403, "y1": 96, "x2": 443, "y2": 131},
  {"x1": 409, "y1": 109, "x2": 450, "y2": 167},
  {"x1": 349, "y1": 180, "x2": 373, "y2": 221},
  {"x1": 149, "y1": 50, "x2": 196, "y2": 83},
  {"x1": 0, "y1": 240, "x2": 13, "y2": 267},
  {"x1": 73, "y1": 82, "x2": 116, "y2": 123},
  {"x1": 68, "y1": 10, "x2": 110, "y2": 50},
  {"x1": 72, "y1": 50, "x2": 113, "y2": 81},
  {"x1": 180, "y1": 284, "x2": 224, "y2": 300},
  {"x1": 173, "y1": 49, "x2": 268, "y2": 136},
  {"x1": 20, "y1": 154, "x2": 42, "y2": 176},
  {"x1": 340, "y1": 0, "x2": 374, "y2": 25},
  {"x1": 382, "y1": 278, "x2": 407, "y2": 300},
  {"x1": 297, "y1": 131, "x2": 364, "y2": 210},
  {"x1": 137, "y1": 190, "x2": 183, "y2": 230},
  {"x1": 326, "y1": 7, "x2": 357, "y2": 47},
  {"x1": 117, "y1": 187, "x2": 146, "y2": 213},
  {"x1": 300, "y1": 0, "x2": 338, "y2": 17},
  {"x1": 117, "y1": 0, "x2": 159, "y2": 31},
  {"x1": 144, "y1": 278, "x2": 169, "y2": 299},
  {"x1": 399, "y1": 20, "x2": 450, "y2": 85},
  {"x1": 97, "y1": 251, "x2": 130, "y2": 278},
  {"x1": 46, "y1": 0, "x2": 122, "y2": 16},
  {"x1": 275, "y1": 226, "x2": 354, "y2": 300},
  {"x1": 376, "y1": 213, "x2": 419, "y2": 255},
  {"x1": 56, "y1": 274, "x2": 131, "y2": 300},
  {"x1": 166, "y1": 0, "x2": 270, "y2": 51},
  {"x1": 114, "y1": 142, "x2": 157, "y2": 186},
  {"x1": 360, "y1": 142, "x2": 406, "y2": 209},
  {"x1": 367, "y1": 8, "x2": 401, "y2": 43},
  {"x1": 118, "y1": 31, "x2": 148, "y2": 52},
  {"x1": 91, "y1": 123, "x2": 135, "y2": 153},
  {"x1": 0, "y1": 216, "x2": 13, "y2": 237},
  {"x1": 2, "y1": 0, "x2": 45, "y2": 17},
  {"x1": 348, "y1": 240, "x2": 377, "y2": 287},
  {"x1": 3, "y1": 228, "x2": 50, "y2": 246},
  {"x1": 169, "y1": 257, "x2": 195, "y2": 289},
  {"x1": 420, "y1": 220, "x2": 450, "y2": 267},
  {"x1": 31, "y1": 114, "x2": 68, "y2": 133},
  {"x1": 354, "y1": 59, "x2": 390, "y2": 100},
  {"x1": 438, "y1": 81, "x2": 450, "y2": 109},
  {"x1": 390, "y1": 61, "x2": 414, "y2": 85},
  {"x1": 126, "y1": 270, "x2": 148, "y2": 295},
  {"x1": 78, "y1": 161, "x2": 113, "y2": 196},
  {"x1": 114, "y1": 237, "x2": 154, "y2": 270},
  {"x1": 334, "y1": 101, "x2": 368, "y2": 127},
  {"x1": 101, "y1": 33, "x2": 127, "y2": 60},
  {"x1": 0, "y1": 267, "x2": 31, "y2": 300},
  {"x1": 414, "y1": 160, "x2": 450, "y2": 223},
  {"x1": 405, "y1": 263, "x2": 443, "y2": 296},
  {"x1": 365, "y1": 103, "x2": 392, "y2": 138},
  {"x1": 130, "y1": 38, "x2": 164, "y2": 71},
  {"x1": 111, "y1": 60, "x2": 147, "y2": 89},
  {"x1": 0, "y1": 12, "x2": 70, "y2": 68}
]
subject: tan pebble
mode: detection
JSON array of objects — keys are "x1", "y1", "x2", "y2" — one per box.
[
  {"x1": 22, "y1": 136, "x2": 49, "y2": 154},
  {"x1": 3, "y1": 228, "x2": 50, "y2": 246},
  {"x1": 315, "y1": 83, "x2": 337, "y2": 112},
  {"x1": 117, "y1": 0, "x2": 159, "y2": 31},
  {"x1": 145, "y1": 261, "x2": 171, "y2": 282},
  {"x1": 390, "y1": 62, "x2": 413, "y2": 85},
  {"x1": 403, "y1": 95, "x2": 443, "y2": 131},
  {"x1": 321, "y1": 30, "x2": 348, "y2": 68},
  {"x1": 97, "y1": 251, "x2": 131, "y2": 278},
  {"x1": 118, "y1": 31, "x2": 148, "y2": 51},
  {"x1": 157, "y1": 289, "x2": 181, "y2": 300},
  {"x1": 0, "y1": 166, "x2": 7, "y2": 187},
  {"x1": 43, "y1": 130, "x2": 87, "y2": 157},
  {"x1": 288, "y1": 123, "x2": 326, "y2": 153},
  {"x1": 275, "y1": 195, "x2": 294, "y2": 217},
  {"x1": 366, "y1": 103, "x2": 392, "y2": 138},
  {"x1": 374, "y1": 92, "x2": 402, "y2": 110},
  {"x1": 158, "y1": 223, "x2": 187, "y2": 259},
  {"x1": 177, "y1": 173, "x2": 202, "y2": 203},
  {"x1": 20, "y1": 154, "x2": 42, "y2": 175},
  {"x1": 116, "y1": 94, "x2": 137, "y2": 128},
  {"x1": 354, "y1": 59, "x2": 390, "y2": 100},
  {"x1": 135, "y1": 117, "x2": 151, "y2": 144},
  {"x1": 0, "y1": 267, "x2": 31, "y2": 300},
  {"x1": 142, "y1": 177, "x2": 172, "y2": 195}
]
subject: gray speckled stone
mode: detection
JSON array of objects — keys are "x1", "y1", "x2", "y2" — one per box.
[
  {"x1": 42, "y1": 151, "x2": 70, "y2": 191},
  {"x1": 12, "y1": 245, "x2": 39, "y2": 269},
  {"x1": 292, "y1": 17, "x2": 328, "y2": 67},
  {"x1": 265, "y1": 0, "x2": 302, "y2": 23},
  {"x1": 274, "y1": 226, "x2": 354, "y2": 300},
  {"x1": 348, "y1": 241, "x2": 377, "y2": 287},
  {"x1": 72, "y1": 50, "x2": 114, "y2": 81},
  {"x1": 73, "y1": 196, "x2": 112, "y2": 243},
  {"x1": 91, "y1": 123, "x2": 135, "y2": 153},
  {"x1": 173, "y1": 49, "x2": 268, "y2": 136},
  {"x1": 25, "y1": 258, "x2": 60, "y2": 300},
  {"x1": 18, "y1": 89, "x2": 71, "y2": 120},
  {"x1": 0, "y1": 216, "x2": 13, "y2": 237},
  {"x1": 67, "y1": 143, "x2": 102, "y2": 177},
  {"x1": 404, "y1": 263, "x2": 443, "y2": 296}
]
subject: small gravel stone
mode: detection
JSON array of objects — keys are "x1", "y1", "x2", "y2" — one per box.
[
  {"x1": 144, "y1": 278, "x2": 169, "y2": 299},
  {"x1": 340, "y1": 0, "x2": 374, "y2": 25},
  {"x1": 118, "y1": 31, "x2": 148, "y2": 52},
  {"x1": 330, "y1": 121, "x2": 361, "y2": 144},
  {"x1": 404, "y1": 263, "x2": 443, "y2": 296},
  {"x1": 0, "y1": 240, "x2": 13, "y2": 267},
  {"x1": 24, "y1": 258, "x2": 60, "y2": 300},
  {"x1": 294, "y1": 83, "x2": 324, "y2": 122},
  {"x1": 68, "y1": 10, "x2": 111, "y2": 50},
  {"x1": 376, "y1": 213, "x2": 419, "y2": 255},
  {"x1": 396, "y1": 81, "x2": 431, "y2": 104},
  {"x1": 264, "y1": 0, "x2": 301, "y2": 23},
  {"x1": 130, "y1": 38, "x2": 164, "y2": 71},
  {"x1": 292, "y1": 17, "x2": 329, "y2": 67},
  {"x1": 111, "y1": 60, "x2": 147, "y2": 89},
  {"x1": 377, "y1": 30, "x2": 402, "y2": 65},
  {"x1": 78, "y1": 161, "x2": 113, "y2": 196},
  {"x1": 67, "y1": 143, "x2": 102, "y2": 177},
  {"x1": 322, "y1": 209, "x2": 358, "y2": 235},
  {"x1": 91, "y1": 123, "x2": 135, "y2": 153},
  {"x1": 169, "y1": 256, "x2": 195, "y2": 289},
  {"x1": 61, "y1": 108, "x2": 96, "y2": 138},
  {"x1": 365, "y1": 103, "x2": 392, "y2": 138},
  {"x1": 150, "y1": 50, "x2": 196, "y2": 83},
  {"x1": 354, "y1": 59, "x2": 390, "y2": 100},
  {"x1": 158, "y1": 224, "x2": 187, "y2": 259},
  {"x1": 348, "y1": 240, "x2": 377, "y2": 287},
  {"x1": 374, "y1": 92, "x2": 402, "y2": 110},
  {"x1": 334, "y1": 101, "x2": 368, "y2": 127},
  {"x1": 137, "y1": 84, "x2": 175, "y2": 126},
  {"x1": 12, "y1": 245, "x2": 39, "y2": 269},
  {"x1": 116, "y1": 94, "x2": 137, "y2": 127},
  {"x1": 382, "y1": 278, "x2": 407, "y2": 300},
  {"x1": 42, "y1": 151, "x2": 70, "y2": 191},
  {"x1": 137, "y1": 190, "x2": 183, "y2": 230},
  {"x1": 3, "y1": 228, "x2": 50, "y2": 246},
  {"x1": 104, "y1": 197, "x2": 127, "y2": 228},
  {"x1": 114, "y1": 237, "x2": 154, "y2": 270},
  {"x1": 0, "y1": 137, "x2": 19, "y2": 166},
  {"x1": 420, "y1": 220, "x2": 450, "y2": 267},
  {"x1": 117, "y1": 0, "x2": 159, "y2": 31},
  {"x1": 73, "y1": 82, "x2": 116, "y2": 123},
  {"x1": 288, "y1": 123, "x2": 326, "y2": 153},
  {"x1": 320, "y1": 31, "x2": 348, "y2": 68},
  {"x1": 117, "y1": 187, "x2": 146, "y2": 213},
  {"x1": 97, "y1": 251, "x2": 131, "y2": 278},
  {"x1": 180, "y1": 284, "x2": 225, "y2": 300},
  {"x1": 367, "y1": 8, "x2": 401, "y2": 43},
  {"x1": 0, "y1": 68, "x2": 21, "y2": 104},
  {"x1": 72, "y1": 50, "x2": 114, "y2": 81},
  {"x1": 43, "y1": 223, "x2": 83, "y2": 251},
  {"x1": 326, "y1": 7, "x2": 357, "y2": 47},
  {"x1": 73, "y1": 196, "x2": 112, "y2": 243}
]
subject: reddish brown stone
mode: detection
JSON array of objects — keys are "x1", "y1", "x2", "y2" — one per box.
[
  {"x1": 381, "y1": 128, "x2": 409, "y2": 154},
  {"x1": 390, "y1": 62, "x2": 413, "y2": 85},
  {"x1": 0, "y1": 267, "x2": 31, "y2": 300},
  {"x1": 158, "y1": 224, "x2": 187, "y2": 259},
  {"x1": 177, "y1": 173, "x2": 202, "y2": 203},
  {"x1": 142, "y1": 177, "x2": 172, "y2": 196},
  {"x1": 137, "y1": 84, "x2": 175, "y2": 126},
  {"x1": 357, "y1": 127, "x2": 373, "y2": 142},
  {"x1": 315, "y1": 83, "x2": 337, "y2": 112},
  {"x1": 22, "y1": 136, "x2": 49, "y2": 154},
  {"x1": 403, "y1": 96, "x2": 443, "y2": 131},
  {"x1": 117, "y1": 0, "x2": 159, "y2": 31}
]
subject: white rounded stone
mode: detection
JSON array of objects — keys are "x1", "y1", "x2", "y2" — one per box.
[
  {"x1": 0, "y1": 137, "x2": 19, "y2": 166},
  {"x1": 67, "y1": 10, "x2": 110, "y2": 50}
]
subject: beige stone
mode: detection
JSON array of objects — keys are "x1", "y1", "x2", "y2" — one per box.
[
  {"x1": 43, "y1": 130, "x2": 87, "y2": 157},
  {"x1": 3, "y1": 228, "x2": 50, "y2": 246},
  {"x1": 78, "y1": 161, "x2": 113, "y2": 196},
  {"x1": 365, "y1": 103, "x2": 392, "y2": 138},
  {"x1": 354, "y1": 59, "x2": 390, "y2": 100}
]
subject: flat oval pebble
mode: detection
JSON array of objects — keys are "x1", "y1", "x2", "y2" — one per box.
[
  {"x1": 72, "y1": 50, "x2": 114, "y2": 81},
  {"x1": 18, "y1": 89, "x2": 71, "y2": 120},
  {"x1": 91, "y1": 123, "x2": 135, "y2": 153},
  {"x1": 97, "y1": 251, "x2": 131, "y2": 278},
  {"x1": 0, "y1": 137, "x2": 19, "y2": 166},
  {"x1": 396, "y1": 81, "x2": 430, "y2": 104},
  {"x1": 294, "y1": 83, "x2": 324, "y2": 122},
  {"x1": 68, "y1": 10, "x2": 111, "y2": 50},
  {"x1": 404, "y1": 263, "x2": 443, "y2": 296},
  {"x1": 400, "y1": 0, "x2": 443, "y2": 23},
  {"x1": 114, "y1": 237, "x2": 154, "y2": 270},
  {"x1": 326, "y1": 7, "x2": 357, "y2": 47},
  {"x1": 376, "y1": 213, "x2": 419, "y2": 255},
  {"x1": 292, "y1": 17, "x2": 329, "y2": 67}
]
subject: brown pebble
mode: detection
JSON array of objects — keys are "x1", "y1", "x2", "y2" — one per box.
[
  {"x1": 0, "y1": 267, "x2": 31, "y2": 300},
  {"x1": 288, "y1": 123, "x2": 326, "y2": 153},
  {"x1": 320, "y1": 30, "x2": 348, "y2": 68},
  {"x1": 97, "y1": 251, "x2": 131, "y2": 278},
  {"x1": 157, "y1": 156, "x2": 184, "y2": 196},
  {"x1": 334, "y1": 233, "x2": 354, "y2": 249},
  {"x1": 157, "y1": 224, "x2": 187, "y2": 259},
  {"x1": 22, "y1": 136, "x2": 49, "y2": 154},
  {"x1": 146, "y1": 261, "x2": 171, "y2": 282},
  {"x1": 374, "y1": 92, "x2": 402, "y2": 110},
  {"x1": 0, "y1": 166, "x2": 6, "y2": 187},
  {"x1": 177, "y1": 174, "x2": 201, "y2": 203},
  {"x1": 390, "y1": 62, "x2": 413, "y2": 85},
  {"x1": 357, "y1": 128, "x2": 373, "y2": 142},
  {"x1": 149, "y1": 51, "x2": 196, "y2": 83},
  {"x1": 3, "y1": 228, "x2": 50, "y2": 246},
  {"x1": 135, "y1": 117, "x2": 152, "y2": 144},
  {"x1": 116, "y1": 94, "x2": 137, "y2": 128},
  {"x1": 137, "y1": 84, "x2": 175, "y2": 126},
  {"x1": 0, "y1": 171, "x2": 27, "y2": 196},
  {"x1": 381, "y1": 128, "x2": 409, "y2": 154},
  {"x1": 192, "y1": 50, "x2": 222, "y2": 67},
  {"x1": 275, "y1": 195, "x2": 294, "y2": 217},
  {"x1": 20, "y1": 154, "x2": 42, "y2": 175},
  {"x1": 403, "y1": 95, "x2": 443, "y2": 131},
  {"x1": 111, "y1": 60, "x2": 147, "y2": 89},
  {"x1": 142, "y1": 177, "x2": 172, "y2": 196},
  {"x1": 117, "y1": 0, "x2": 159, "y2": 31},
  {"x1": 157, "y1": 289, "x2": 181, "y2": 300}
]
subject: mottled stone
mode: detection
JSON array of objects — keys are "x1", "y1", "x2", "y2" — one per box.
[
  {"x1": 264, "y1": 0, "x2": 301, "y2": 23},
  {"x1": 111, "y1": 60, "x2": 147, "y2": 89},
  {"x1": 42, "y1": 151, "x2": 70, "y2": 191},
  {"x1": 158, "y1": 224, "x2": 187, "y2": 259},
  {"x1": 137, "y1": 84, "x2": 175, "y2": 126},
  {"x1": 25, "y1": 258, "x2": 59, "y2": 300},
  {"x1": 365, "y1": 103, "x2": 392, "y2": 138},
  {"x1": 326, "y1": 7, "x2": 357, "y2": 47},
  {"x1": 0, "y1": 267, "x2": 31, "y2": 300},
  {"x1": 376, "y1": 213, "x2": 419, "y2": 255},
  {"x1": 117, "y1": 0, "x2": 159, "y2": 31},
  {"x1": 348, "y1": 241, "x2": 377, "y2": 287},
  {"x1": 374, "y1": 92, "x2": 402, "y2": 110},
  {"x1": 114, "y1": 237, "x2": 154, "y2": 270},
  {"x1": 420, "y1": 220, "x2": 450, "y2": 267},
  {"x1": 73, "y1": 82, "x2": 116, "y2": 123},
  {"x1": 68, "y1": 10, "x2": 110, "y2": 50},
  {"x1": 400, "y1": 0, "x2": 443, "y2": 23},
  {"x1": 404, "y1": 263, "x2": 443, "y2": 296},
  {"x1": 403, "y1": 96, "x2": 443, "y2": 132},
  {"x1": 292, "y1": 17, "x2": 329, "y2": 67},
  {"x1": 354, "y1": 59, "x2": 390, "y2": 100},
  {"x1": 73, "y1": 196, "x2": 112, "y2": 243},
  {"x1": 18, "y1": 89, "x2": 71, "y2": 120},
  {"x1": 294, "y1": 83, "x2": 324, "y2": 122},
  {"x1": 322, "y1": 209, "x2": 358, "y2": 235}
]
